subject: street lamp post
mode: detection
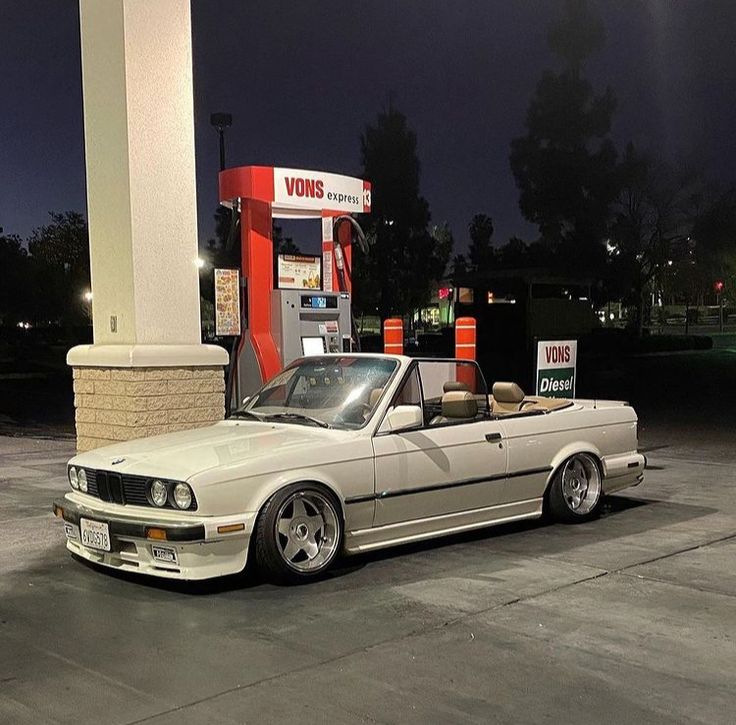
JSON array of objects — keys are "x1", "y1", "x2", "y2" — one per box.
[{"x1": 210, "y1": 112, "x2": 232, "y2": 172}]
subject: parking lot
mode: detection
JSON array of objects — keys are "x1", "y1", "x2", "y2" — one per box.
[{"x1": 1, "y1": 422, "x2": 734, "y2": 724}]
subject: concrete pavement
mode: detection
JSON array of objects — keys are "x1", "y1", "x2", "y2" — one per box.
[{"x1": 0, "y1": 434, "x2": 734, "y2": 724}]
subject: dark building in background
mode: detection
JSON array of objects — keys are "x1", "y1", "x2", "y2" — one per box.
[{"x1": 453, "y1": 268, "x2": 597, "y2": 388}]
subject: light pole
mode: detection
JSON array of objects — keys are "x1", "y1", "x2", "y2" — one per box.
[{"x1": 210, "y1": 112, "x2": 232, "y2": 171}]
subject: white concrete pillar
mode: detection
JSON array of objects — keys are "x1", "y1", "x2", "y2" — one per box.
[{"x1": 70, "y1": 0, "x2": 227, "y2": 451}]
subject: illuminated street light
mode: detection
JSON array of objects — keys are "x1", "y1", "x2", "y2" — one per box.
[
  {"x1": 195, "y1": 257, "x2": 206, "y2": 269},
  {"x1": 82, "y1": 290, "x2": 93, "y2": 302}
]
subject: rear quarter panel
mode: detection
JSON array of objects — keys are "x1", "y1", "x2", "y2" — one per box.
[{"x1": 499, "y1": 404, "x2": 638, "y2": 501}]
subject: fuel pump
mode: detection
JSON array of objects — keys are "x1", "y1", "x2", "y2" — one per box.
[{"x1": 218, "y1": 165, "x2": 372, "y2": 405}]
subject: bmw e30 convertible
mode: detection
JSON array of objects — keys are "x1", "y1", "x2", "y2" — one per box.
[{"x1": 53, "y1": 354, "x2": 644, "y2": 583}]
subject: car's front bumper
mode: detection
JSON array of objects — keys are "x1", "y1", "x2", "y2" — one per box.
[{"x1": 52, "y1": 494, "x2": 254, "y2": 581}]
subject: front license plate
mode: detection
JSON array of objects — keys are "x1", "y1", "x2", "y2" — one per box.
[
  {"x1": 151, "y1": 545, "x2": 178, "y2": 564},
  {"x1": 80, "y1": 518, "x2": 111, "y2": 552}
]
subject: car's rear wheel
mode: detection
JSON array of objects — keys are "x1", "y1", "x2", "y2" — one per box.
[
  {"x1": 547, "y1": 453, "x2": 603, "y2": 523},
  {"x1": 254, "y1": 484, "x2": 343, "y2": 583}
]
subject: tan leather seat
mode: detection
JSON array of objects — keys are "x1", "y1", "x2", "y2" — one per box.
[
  {"x1": 491, "y1": 382, "x2": 526, "y2": 413},
  {"x1": 430, "y1": 390, "x2": 478, "y2": 425}
]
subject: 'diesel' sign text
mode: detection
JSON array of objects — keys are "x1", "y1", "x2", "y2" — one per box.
[{"x1": 536, "y1": 340, "x2": 577, "y2": 398}]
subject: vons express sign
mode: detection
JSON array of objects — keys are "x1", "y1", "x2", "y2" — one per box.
[{"x1": 536, "y1": 340, "x2": 577, "y2": 398}]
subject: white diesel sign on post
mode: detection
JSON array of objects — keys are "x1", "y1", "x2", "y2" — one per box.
[{"x1": 536, "y1": 340, "x2": 577, "y2": 398}]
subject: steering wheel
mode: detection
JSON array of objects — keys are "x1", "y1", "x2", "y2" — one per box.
[{"x1": 334, "y1": 402, "x2": 373, "y2": 426}]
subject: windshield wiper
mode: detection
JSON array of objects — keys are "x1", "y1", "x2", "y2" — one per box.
[
  {"x1": 229, "y1": 410, "x2": 264, "y2": 421},
  {"x1": 264, "y1": 413, "x2": 330, "y2": 428}
]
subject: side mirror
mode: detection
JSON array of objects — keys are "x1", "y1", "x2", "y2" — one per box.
[{"x1": 385, "y1": 405, "x2": 423, "y2": 432}]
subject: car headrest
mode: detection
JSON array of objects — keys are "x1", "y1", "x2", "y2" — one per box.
[
  {"x1": 369, "y1": 388, "x2": 383, "y2": 407},
  {"x1": 492, "y1": 382, "x2": 525, "y2": 404},
  {"x1": 443, "y1": 380, "x2": 470, "y2": 393},
  {"x1": 441, "y1": 390, "x2": 478, "y2": 419}
]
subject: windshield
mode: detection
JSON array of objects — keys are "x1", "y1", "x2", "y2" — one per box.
[{"x1": 234, "y1": 356, "x2": 399, "y2": 430}]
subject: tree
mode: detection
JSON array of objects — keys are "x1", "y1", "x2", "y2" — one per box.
[
  {"x1": 608, "y1": 144, "x2": 704, "y2": 335},
  {"x1": 27, "y1": 211, "x2": 90, "y2": 326},
  {"x1": 498, "y1": 237, "x2": 529, "y2": 268},
  {"x1": 449, "y1": 253, "x2": 468, "y2": 283},
  {"x1": 467, "y1": 214, "x2": 495, "y2": 273},
  {"x1": 355, "y1": 106, "x2": 450, "y2": 320},
  {"x1": 431, "y1": 223, "x2": 454, "y2": 280},
  {"x1": 0, "y1": 233, "x2": 31, "y2": 325},
  {"x1": 510, "y1": 0, "x2": 618, "y2": 274},
  {"x1": 691, "y1": 187, "x2": 736, "y2": 290},
  {"x1": 547, "y1": 0, "x2": 605, "y2": 72}
]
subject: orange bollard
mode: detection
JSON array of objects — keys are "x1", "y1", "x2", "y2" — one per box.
[
  {"x1": 455, "y1": 317, "x2": 477, "y2": 390},
  {"x1": 383, "y1": 318, "x2": 403, "y2": 355},
  {"x1": 455, "y1": 317, "x2": 476, "y2": 360}
]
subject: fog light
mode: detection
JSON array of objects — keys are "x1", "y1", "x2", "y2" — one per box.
[
  {"x1": 150, "y1": 480, "x2": 168, "y2": 507},
  {"x1": 78, "y1": 468, "x2": 88, "y2": 493},
  {"x1": 173, "y1": 482, "x2": 193, "y2": 510},
  {"x1": 69, "y1": 467, "x2": 79, "y2": 490}
]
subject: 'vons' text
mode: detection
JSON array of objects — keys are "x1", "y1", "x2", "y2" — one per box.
[
  {"x1": 545, "y1": 345, "x2": 571, "y2": 364},
  {"x1": 284, "y1": 177, "x2": 324, "y2": 199}
]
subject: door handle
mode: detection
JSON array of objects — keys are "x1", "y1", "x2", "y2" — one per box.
[{"x1": 485, "y1": 432, "x2": 502, "y2": 443}]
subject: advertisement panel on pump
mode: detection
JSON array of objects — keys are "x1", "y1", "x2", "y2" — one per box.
[
  {"x1": 214, "y1": 268, "x2": 241, "y2": 336},
  {"x1": 277, "y1": 255, "x2": 322, "y2": 290}
]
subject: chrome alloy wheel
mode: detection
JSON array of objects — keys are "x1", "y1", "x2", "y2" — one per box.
[
  {"x1": 274, "y1": 491, "x2": 339, "y2": 572},
  {"x1": 560, "y1": 453, "x2": 601, "y2": 515}
]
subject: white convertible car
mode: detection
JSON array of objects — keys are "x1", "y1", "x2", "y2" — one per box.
[{"x1": 53, "y1": 354, "x2": 644, "y2": 583}]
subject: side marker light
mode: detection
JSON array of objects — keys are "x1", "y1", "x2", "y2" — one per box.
[{"x1": 217, "y1": 523, "x2": 245, "y2": 534}]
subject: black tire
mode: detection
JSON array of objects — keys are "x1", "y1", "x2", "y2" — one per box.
[
  {"x1": 254, "y1": 483, "x2": 343, "y2": 584},
  {"x1": 547, "y1": 453, "x2": 603, "y2": 524}
]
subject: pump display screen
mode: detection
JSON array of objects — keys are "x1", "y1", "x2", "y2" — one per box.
[
  {"x1": 301, "y1": 337, "x2": 327, "y2": 356},
  {"x1": 301, "y1": 295, "x2": 337, "y2": 309}
]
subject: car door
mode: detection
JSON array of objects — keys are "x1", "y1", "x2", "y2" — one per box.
[
  {"x1": 492, "y1": 414, "x2": 560, "y2": 506},
  {"x1": 372, "y1": 360, "x2": 507, "y2": 527}
]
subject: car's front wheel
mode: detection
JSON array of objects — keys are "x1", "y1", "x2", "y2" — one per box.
[
  {"x1": 254, "y1": 484, "x2": 343, "y2": 583},
  {"x1": 547, "y1": 453, "x2": 603, "y2": 523}
]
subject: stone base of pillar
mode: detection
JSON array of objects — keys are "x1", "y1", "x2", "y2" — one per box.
[{"x1": 68, "y1": 344, "x2": 230, "y2": 452}]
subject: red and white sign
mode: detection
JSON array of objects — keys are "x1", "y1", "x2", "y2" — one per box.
[
  {"x1": 536, "y1": 339, "x2": 577, "y2": 398},
  {"x1": 273, "y1": 168, "x2": 371, "y2": 215}
]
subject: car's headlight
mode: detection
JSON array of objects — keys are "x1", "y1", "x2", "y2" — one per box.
[
  {"x1": 69, "y1": 466, "x2": 79, "y2": 490},
  {"x1": 173, "y1": 482, "x2": 193, "y2": 510},
  {"x1": 78, "y1": 468, "x2": 88, "y2": 493},
  {"x1": 150, "y1": 480, "x2": 168, "y2": 507}
]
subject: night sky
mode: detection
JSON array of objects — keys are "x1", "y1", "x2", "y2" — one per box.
[{"x1": 2, "y1": 1, "x2": 735, "y2": 254}]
